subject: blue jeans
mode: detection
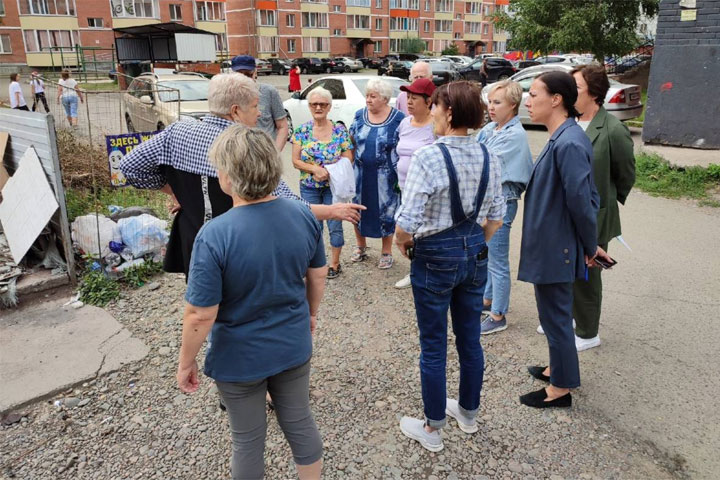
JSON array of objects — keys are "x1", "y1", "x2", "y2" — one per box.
[
  {"x1": 61, "y1": 95, "x2": 78, "y2": 118},
  {"x1": 483, "y1": 199, "x2": 518, "y2": 316},
  {"x1": 300, "y1": 185, "x2": 344, "y2": 248},
  {"x1": 411, "y1": 229, "x2": 488, "y2": 429}
]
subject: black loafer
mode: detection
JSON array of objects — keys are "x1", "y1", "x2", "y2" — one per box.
[
  {"x1": 527, "y1": 366, "x2": 550, "y2": 382},
  {"x1": 327, "y1": 265, "x2": 342, "y2": 279},
  {"x1": 519, "y1": 388, "x2": 572, "y2": 409}
]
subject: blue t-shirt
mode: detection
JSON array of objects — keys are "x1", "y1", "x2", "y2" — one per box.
[{"x1": 185, "y1": 198, "x2": 326, "y2": 383}]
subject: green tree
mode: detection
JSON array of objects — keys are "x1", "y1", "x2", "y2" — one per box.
[
  {"x1": 442, "y1": 43, "x2": 460, "y2": 56},
  {"x1": 402, "y1": 37, "x2": 427, "y2": 54},
  {"x1": 493, "y1": 0, "x2": 659, "y2": 63}
]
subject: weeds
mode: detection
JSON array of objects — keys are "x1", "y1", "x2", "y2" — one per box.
[
  {"x1": 122, "y1": 261, "x2": 164, "y2": 288},
  {"x1": 65, "y1": 186, "x2": 168, "y2": 222},
  {"x1": 78, "y1": 269, "x2": 120, "y2": 307},
  {"x1": 635, "y1": 153, "x2": 720, "y2": 205}
]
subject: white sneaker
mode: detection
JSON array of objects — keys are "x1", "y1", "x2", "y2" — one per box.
[
  {"x1": 575, "y1": 334, "x2": 601, "y2": 352},
  {"x1": 536, "y1": 318, "x2": 576, "y2": 335},
  {"x1": 394, "y1": 274, "x2": 412, "y2": 289},
  {"x1": 399, "y1": 417, "x2": 443, "y2": 452},
  {"x1": 445, "y1": 398, "x2": 478, "y2": 433}
]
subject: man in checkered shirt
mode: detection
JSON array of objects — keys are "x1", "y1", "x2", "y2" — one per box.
[{"x1": 120, "y1": 73, "x2": 364, "y2": 277}]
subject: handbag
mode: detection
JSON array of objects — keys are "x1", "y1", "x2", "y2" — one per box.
[{"x1": 324, "y1": 157, "x2": 356, "y2": 203}]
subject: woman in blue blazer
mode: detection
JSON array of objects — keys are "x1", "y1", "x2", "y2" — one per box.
[{"x1": 518, "y1": 71, "x2": 612, "y2": 408}]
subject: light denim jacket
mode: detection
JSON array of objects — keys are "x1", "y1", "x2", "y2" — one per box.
[{"x1": 476, "y1": 115, "x2": 533, "y2": 200}]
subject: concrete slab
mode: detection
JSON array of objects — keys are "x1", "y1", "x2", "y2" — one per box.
[
  {"x1": 637, "y1": 142, "x2": 719, "y2": 169},
  {"x1": 0, "y1": 295, "x2": 148, "y2": 413}
]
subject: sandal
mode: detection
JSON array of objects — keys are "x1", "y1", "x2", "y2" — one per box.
[
  {"x1": 327, "y1": 265, "x2": 342, "y2": 279},
  {"x1": 350, "y1": 246, "x2": 369, "y2": 263},
  {"x1": 378, "y1": 254, "x2": 394, "y2": 270}
]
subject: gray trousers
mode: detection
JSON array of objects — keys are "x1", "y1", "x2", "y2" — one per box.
[{"x1": 216, "y1": 360, "x2": 322, "y2": 480}]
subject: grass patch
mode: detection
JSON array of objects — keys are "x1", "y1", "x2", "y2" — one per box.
[
  {"x1": 121, "y1": 260, "x2": 164, "y2": 288},
  {"x1": 78, "y1": 81, "x2": 119, "y2": 92},
  {"x1": 78, "y1": 269, "x2": 120, "y2": 307},
  {"x1": 635, "y1": 153, "x2": 720, "y2": 205},
  {"x1": 626, "y1": 90, "x2": 647, "y2": 128},
  {"x1": 65, "y1": 186, "x2": 169, "y2": 222}
]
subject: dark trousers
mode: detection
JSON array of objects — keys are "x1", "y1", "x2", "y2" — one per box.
[
  {"x1": 573, "y1": 243, "x2": 607, "y2": 339},
  {"x1": 534, "y1": 282, "x2": 580, "y2": 388},
  {"x1": 32, "y1": 92, "x2": 49, "y2": 113}
]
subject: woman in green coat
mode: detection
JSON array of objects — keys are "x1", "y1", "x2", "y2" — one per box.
[{"x1": 565, "y1": 64, "x2": 636, "y2": 351}]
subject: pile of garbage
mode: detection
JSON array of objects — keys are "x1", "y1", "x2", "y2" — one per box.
[{"x1": 70, "y1": 206, "x2": 169, "y2": 278}]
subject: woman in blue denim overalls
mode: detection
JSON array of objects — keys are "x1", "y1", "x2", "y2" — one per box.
[{"x1": 394, "y1": 81, "x2": 506, "y2": 452}]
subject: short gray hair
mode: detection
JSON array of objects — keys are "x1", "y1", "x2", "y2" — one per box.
[
  {"x1": 488, "y1": 80, "x2": 523, "y2": 115},
  {"x1": 307, "y1": 86, "x2": 333, "y2": 103},
  {"x1": 411, "y1": 61, "x2": 432, "y2": 79},
  {"x1": 209, "y1": 125, "x2": 282, "y2": 200},
  {"x1": 208, "y1": 73, "x2": 259, "y2": 116},
  {"x1": 365, "y1": 78, "x2": 393, "y2": 102}
]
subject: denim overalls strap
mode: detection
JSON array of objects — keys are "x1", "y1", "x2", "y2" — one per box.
[{"x1": 436, "y1": 142, "x2": 490, "y2": 226}]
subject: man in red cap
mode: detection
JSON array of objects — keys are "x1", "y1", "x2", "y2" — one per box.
[{"x1": 395, "y1": 62, "x2": 432, "y2": 115}]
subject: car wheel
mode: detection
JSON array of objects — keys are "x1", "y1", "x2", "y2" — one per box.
[
  {"x1": 157, "y1": 122, "x2": 165, "y2": 131},
  {"x1": 498, "y1": 74, "x2": 510, "y2": 81},
  {"x1": 125, "y1": 114, "x2": 135, "y2": 133},
  {"x1": 285, "y1": 111, "x2": 293, "y2": 142},
  {"x1": 344, "y1": 66, "x2": 351, "y2": 73},
  {"x1": 326, "y1": 67, "x2": 332, "y2": 74},
  {"x1": 302, "y1": 67, "x2": 308, "y2": 74},
  {"x1": 281, "y1": 68, "x2": 286, "y2": 75}
]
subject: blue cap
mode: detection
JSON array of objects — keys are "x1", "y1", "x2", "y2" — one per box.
[{"x1": 231, "y1": 55, "x2": 256, "y2": 71}]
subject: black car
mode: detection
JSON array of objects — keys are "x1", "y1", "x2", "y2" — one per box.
[
  {"x1": 385, "y1": 61, "x2": 413, "y2": 80},
  {"x1": 459, "y1": 57, "x2": 516, "y2": 83},
  {"x1": 320, "y1": 58, "x2": 345, "y2": 74},
  {"x1": 367, "y1": 57, "x2": 386, "y2": 69},
  {"x1": 267, "y1": 58, "x2": 291, "y2": 75},
  {"x1": 429, "y1": 62, "x2": 460, "y2": 86},
  {"x1": 357, "y1": 57, "x2": 372, "y2": 67},
  {"x1": 296, "y1": 58, "x2": 324, "y2": 74}
]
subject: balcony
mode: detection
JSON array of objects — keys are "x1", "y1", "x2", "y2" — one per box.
[
  {"x1": 301, "y1": 0, "x2": 328, "y2": 3},
  {"x1": 347, "y1": 0, "x2": 371, "y2": 6}
]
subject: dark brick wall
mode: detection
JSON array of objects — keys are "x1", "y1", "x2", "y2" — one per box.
[{"x1": 643, "y1": 0, "x2": 720, "y2": 148}]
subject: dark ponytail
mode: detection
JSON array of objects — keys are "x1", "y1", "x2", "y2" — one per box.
[{"x1": 537, "y1": 71, "x2": 580, "y2": 118}]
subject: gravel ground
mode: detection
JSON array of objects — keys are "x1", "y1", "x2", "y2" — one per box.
[{"x1": 0, "y1": 247, "x2": 680, "y2": 480}]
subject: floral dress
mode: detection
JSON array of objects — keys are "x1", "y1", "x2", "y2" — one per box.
[
  {"x1": 349, "y1": 107, "x2": 405, "y2": 238},
  {"x1": 292, "y1": 121, "x2": 353, "y2": 189}
]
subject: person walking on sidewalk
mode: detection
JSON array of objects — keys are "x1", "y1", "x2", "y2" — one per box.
[
  {"x1": 394, "y1": 81, "x2": 504, "y2": 451},
  {"x1": 30, "y1": 72, "x2": 49, "y2": 113},
  {"x1": 518, "y1": 71, "x2": 612, "y2": 409},
  {"x1": 476, "y1": 80, "x2": 533, "y2": 334}
]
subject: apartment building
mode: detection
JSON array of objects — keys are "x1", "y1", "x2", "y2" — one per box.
[{"x1": 0, "y1": 0, "x2": 506, "y2": 68}]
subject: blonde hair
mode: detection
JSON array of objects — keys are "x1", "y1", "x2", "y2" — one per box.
[
  {"x1": 489, "y1": 80, "x2": 523, "y2": 115},
  {"x1": 209, "y1": 125, "x2": 282, "y2": 200},
  {"x1": 208, "y1": 73, "x2": 259, "y2": 116},
  {"x1": 365, "y1": 78, "x2": 393, "y2": 102}
]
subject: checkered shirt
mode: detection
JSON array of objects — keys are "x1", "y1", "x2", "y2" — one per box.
[
  {"x1": 395, "y1": 135, "x2": 505, "y2": 239},
  {"x1": 119, "y1": 115, "x2": 302, "y2": 203}
]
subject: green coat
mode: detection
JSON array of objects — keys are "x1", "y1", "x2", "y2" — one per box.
[{"x1": 585, "y1": 107, "x2": 636, "y2": 245}]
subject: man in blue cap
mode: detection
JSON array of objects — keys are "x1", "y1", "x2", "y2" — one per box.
[{"x1": 231, "y1": 55, "x2": 289, "y2": 152}]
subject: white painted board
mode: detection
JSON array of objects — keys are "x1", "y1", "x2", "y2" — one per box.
[
  {"x1": 0, "y1": 147, "x2": 59, "y2": 263},
  {"x1": 175, "y1": 33, "x2": 216, "y2": 62}
]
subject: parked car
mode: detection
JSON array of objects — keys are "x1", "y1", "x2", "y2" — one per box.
[
  {"x1": 124, "y1": 73, "x2": 210, "y2": 133},
  {"x1": 608, "y1": 55, "x2": 652, "y2": 74},
  {"x1": 255, "y1": 59, "x2": 272, "y2": 76},
  {"x1": 268, "y1": 58, "x2": 291, "y2": 75},
  {"x1": 296, "y1": 58, "x2": 325, "y2": 74},
  {"x1": 320, "y1": 58, "x2": 345, "y2": 74},
  {"x1": 357, "y1": 57, "x2": 372, "y2": 67},
  {"x1": 480, "y1": 64, "x2": 643, "y2": 125},
  {"x1": 429, "y1": 62, "x2": 460, "y2": 86},
  {"x1": 283, "y1": 75, "x2": 409, "y2": 134},
  {"x1": 459, "y1": 57, "x2": 516, "y2": 83},
  {"x1": 399, "y1": 53, "x2": 426, "y2": 61},
  {"x1": 385, "y1": 61, "x2": 413, "y2": 80},
  {"x1": 334, "y1": 56, "x2": 363, "y2": 72},
  {"x1": 513, "y1": 60, "x2": 541, "y2": 70},
  {"x1": 533, "y1": 55, "x2": 591, "y2": 66},
  {"x1": 442, "y1": 55, "x2": 474, "y2": 65}
]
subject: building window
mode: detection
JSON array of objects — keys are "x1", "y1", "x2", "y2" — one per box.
[
  {"x1": 333, "y1": 4, "x2": 341, "y2": 11},
  {"x1": 87, "y1": 17, "x2": 104, "y2": 28},
  {"x1": 389, "y1": 17, "x2": 418, "y2": 31},
  {"x1": 286, "y1": 14, "x2": 295, "y2": 27},
  {"x1": 423, "y1": 20, "x2": 429, "y2": 32},
  {"x1": 374, "y1": 40, "x2": 381, "y2": 53},
  {"x1": 195, "y1": 1, "x2": 225, "y2": 21},
  {"x1": 482, "y1": 23, "x2": 489, "y2": 35},
  {"x1": 455, "y1": 13, "x2": 460, "y2": 19},
  {"x1": 432, "y1": 39, "x2": 451, "y2": 52},
  {"x1": 483, "y1": 4, "x2": 492, "y2": 16},
  {"x1": 453, "y1": 32, "x2": 460, "y2": 39},
  {"x1": 347, "y1": 0, "x2": 370, "y2": 6},
  {"x1": 302, "y1": 37, "x2": 329, "y2": 52},
  {"x1": 465, "y1": 21, "x2": 481, "y2": 34},
  {"x1": 301, "y1": 12, "x2": 328, "y2": 28},
  {"x1": 389, "y1": 0, "x2": 418, "y2": 8},
  {"x1": 347, "y1": 14, "x2": 369, "y2": 29},
  {"x1": 424, "y1": 0, "x2": 430, "y2": 10},
  {"x1": 0, "y1": 35, "x2": 11, "y2": 53},
  {"x1": 389, "y1": 38, "x2": 424, "y2": 52},
  {"x1": 434, "y1": 0, "x2": 451, "y2": 12},
  {"x1": 465, "y1": 2, "x2": 480, "y2": 14},
  {"x1": 300, "y1": 0, "x2": 327, "y2": 4},
  {"x1": 257, "y1": 10, "x2": 276, "y2": 26},
  {"x1": 258, "y1": 36, "x2": 278, "y2": 53},
  {"x1": 169, "y1": 4, "x2": 182, "y2": 21},
  {"x1": 110, "y1": 0, "x2": 157, "y2": 18},
  {"x1": 19, "y1": 0, "x2": 76, "y2": 16},
  {"x1": 434, "y1": 19, "x2": 452, "y2": 32},
  {"x1": 333, "y1": 28, "x2": 341, "y2": 36},
  {"x1": 0, "y1": 1, "x2": 5, "y2": 16},
  {"x1": 375, "y1": 0, "x2": 381, "y2": 7},
  {"x1": 287, "y1": 38, "x2": 296, "y2": 52},
  {"x1": 375, "y1": 18, "x2": 382, "y2": 30},
  {"x1": 215, "y1": 32, "x2": 227, "y2": 51},
  {"x1": 23, "y1": 29, "x2": 77, "y2": 52}
]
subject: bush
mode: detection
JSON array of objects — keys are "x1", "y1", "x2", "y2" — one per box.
[{"x1": 441, "y1": 44, "x2": 460, "y2": 56}]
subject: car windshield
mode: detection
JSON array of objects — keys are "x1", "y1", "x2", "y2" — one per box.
[
  {"x1": 157, "y1": 80, "x2": 210, "y2": 102},
  {"x1": 352, "y1": 78, "x2": 408, "y2": 99}
]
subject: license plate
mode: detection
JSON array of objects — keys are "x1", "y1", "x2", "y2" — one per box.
[{"x1": 629, "y1": 93, "x2": 640, "y2": 101}]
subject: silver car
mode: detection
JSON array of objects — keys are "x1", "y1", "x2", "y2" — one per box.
[
  {"x1": 334, "y1": 57, "x2": 363, "y2": 72},
  {"x1": 481, "y1": 64, "x2": 643, "y2": 124}
]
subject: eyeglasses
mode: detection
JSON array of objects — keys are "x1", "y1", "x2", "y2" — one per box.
[{"x1": 309, "y1": 102, "x2": 329, "y2": 109}]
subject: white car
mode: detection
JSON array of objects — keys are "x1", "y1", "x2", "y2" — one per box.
[
  {"x1": 334, "y1": 57, "x2": 363, "y2": 72},
  {"x1": 480, "y1": 64, "x2": 643, "y2": 124},
  {"x1": 283, "y1": 75, "x2": 409, "y2": 134},
  {"x1": 442, "y1": 55, "x2": 474, "y2": 65}
]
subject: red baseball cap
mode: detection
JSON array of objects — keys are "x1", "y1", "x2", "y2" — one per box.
[{"x1": 400, "y1": 78, "x2": 436, "y2": 97}]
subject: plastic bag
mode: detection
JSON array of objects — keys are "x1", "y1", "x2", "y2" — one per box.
[
  {"x1": 71, "y1": 214, "x2": 121, "y2": 258},
  {"x1": 117, "y1": 214, "x2": 169, "y2": 259},
  {"x1": 325, "y1": 158, "x2": 356, "y2": 204}
]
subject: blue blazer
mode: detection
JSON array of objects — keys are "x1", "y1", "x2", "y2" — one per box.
[{"x1": 518, "y1": 119, "x2": 599, "y2": 285}]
